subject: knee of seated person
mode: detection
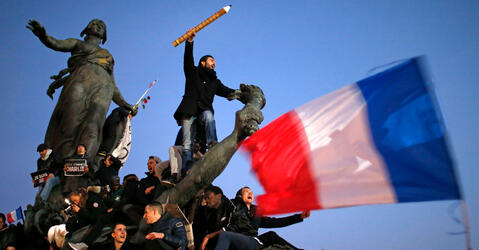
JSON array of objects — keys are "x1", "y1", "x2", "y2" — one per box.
[
  {"x1": 169, "y1": 146, "x2": 176, "y2": 155},
  {"x1": 202, "y1": 110, "x2": 214, "y2": 121}
]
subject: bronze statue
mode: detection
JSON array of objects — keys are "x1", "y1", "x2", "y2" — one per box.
[
  {"x1": 24, "y1": 19, "x2": 266, "y2": 249},
  {"x1": 26, "y1": 19, "x2": 136, "y2": 166}
]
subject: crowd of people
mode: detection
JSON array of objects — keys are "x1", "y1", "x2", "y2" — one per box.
[{"x1": 1, "y1": 28, "x2": 309, "y2": 250}]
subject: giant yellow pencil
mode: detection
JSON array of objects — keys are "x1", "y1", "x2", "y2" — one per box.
[{"x1": 172, "y1": 5, "x2": 232, "y2": 47}]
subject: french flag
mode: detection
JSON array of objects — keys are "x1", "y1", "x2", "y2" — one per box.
[
  {"x1": 6, "y1": 207, "x2": 23, "y2": 224},
  {"x1": 242, "y1": 57, "x2": 461, "y2": 215}
]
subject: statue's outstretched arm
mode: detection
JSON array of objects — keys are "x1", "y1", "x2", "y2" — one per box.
[
  {"x1": 26, "y1": 20, "x2": 78, "y2": 52},
  {"x1": 111, "y1": 74, "x2": 137, "y2": 115},
  {"x1": 156, "y1": 84, "x2": 265, "y2": 207}
]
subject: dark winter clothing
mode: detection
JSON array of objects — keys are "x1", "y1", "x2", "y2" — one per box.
[
  {"x1": 227, "y1": 198, "x2": 303, "y2": 237},
  {"x1": 173, "y1": 41, "x2": 235, "y2": 124},
  {"x1": 120, "y1": 179, "x2": 140, "y2": 206},
  {"x1": 220, "y1": 198, "x2": 303, "y2": 249},
  {"x1": 206, "y1": 196, "x2": 237, "y2": 234},
  {"x1": 37, "y1": 149, "x2": 61, "y2": 176},
  {"x1": 136, "y1": 173, "x2": 165, "y2": 206},
  {"x1": 66, "y1": 191, "x2": 107, "y2": 233},
  {"x1": 94, "y1": 158, "x2": 121, "y2": 187},
  {"x1": 193, "y1": 195, "x2": 236, "y2": 249},
  {"x1": 145, "y1": 214, "x2": 188, "y2": 250}
]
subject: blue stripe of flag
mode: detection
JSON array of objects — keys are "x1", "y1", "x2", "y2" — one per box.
[{"x1": 357, "y1": 57, "x2": 461, "y2": 202}]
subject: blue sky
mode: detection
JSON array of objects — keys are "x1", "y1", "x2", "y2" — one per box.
[{"x1": 0, "y1": 1, "x2": 478, "y2": 249}]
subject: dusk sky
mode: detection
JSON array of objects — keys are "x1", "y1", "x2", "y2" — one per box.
[{"x1": 0, "y1": 1, "x2": 478, "y2": 249}]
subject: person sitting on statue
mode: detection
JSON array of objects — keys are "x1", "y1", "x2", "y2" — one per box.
[
  {"x1": 34, "y1": 143, "x2": 61, "y2": 205},
  {"x1": 89, "y1": 222, "x2": 139, "y2": 250},
  {"x1": 197, "y1": 185, "x2": 237, "y2": 250},
  {"x1": 136, "y1": 156, "x2": 167, "y2": 207},
  {"x1": 118, "y1": 174, "x2": 144, "y2": 226},
  {"x1": 93, "y1": 154, "x2": 122, "y2": 189},
  {"x1": 26, "y1": 19, "x2": 136, "y2": 170},
  {"x1": 143, "y1": 203, "x2": 187, "y2": 250},
  {"x1": 58, "y1": 187, "x2": 107, "y2": 250},
  {"x1": 63, "y1": 144, "x2": 90, "y2": 195},
  {"x1": 214, "y1": 187, "x2": 310, "y2": 250},
  {"x1": 68, "y1": 177, "x2": 128, "y2": 250},
  {"x1": 104, "y1": 176, "x2": 123, "y2": 210},
  {"x1": 173, "y1": 28, "x2": 240, "y2": 174}
]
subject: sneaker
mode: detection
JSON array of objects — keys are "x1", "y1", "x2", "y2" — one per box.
[
  {"x1": 68, "y1": 242, "x2": 88, "y2": 250},
  {"x1": 161, "y1": 179, "x2": 176, "y2": 188}
]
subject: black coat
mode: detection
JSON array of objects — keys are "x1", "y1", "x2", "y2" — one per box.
[
  {"x1": 66, "y1": 191, "x2": 107, "y2": 232},
  {"x1": 173, "y1": 41, "x2": 234, "y2": 124},
  {"x1": 94, "y1": 160, "x2": 121, "y2": 187},
  {"x1": 205, "y1": 196, "x2": 236, "y2": 234},
  {"x1": 37, "y1": 150, "x2": 61, "y2": 176},
  {"x1": 120, "y1": 179, "x2": 140, "y2": 206},
  {"x1": 226, "y1": 198, "x2": 303, "y2": 237},
  {"x1": 136, "y1": 173, "x2": 165, "y2": 206}
]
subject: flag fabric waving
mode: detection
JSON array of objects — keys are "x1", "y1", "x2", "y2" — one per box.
[
  {"x1": 6, "y1": 207, "x2": 23, "y2": 224},
  {"x1": 242, "y1": 57, "x2": 461, "y2": 216},
  {"x1": 112, "y1": 117, "x2": 132, "y2": 166}
]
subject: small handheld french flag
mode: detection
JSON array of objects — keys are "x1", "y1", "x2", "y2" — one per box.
[{"x1": 6, "y1": 207, "x2": 23, "y2": 224}]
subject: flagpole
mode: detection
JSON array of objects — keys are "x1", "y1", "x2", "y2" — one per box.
[
  {"x1": 19, "y1": 206, "x2": 25, "y2": 225},
  {"x1": 135, "y1": 80, "x2": 157, "y2": 106},
  {"x1": 460, "y1": 200, "x2": 472, "y2": 250}
]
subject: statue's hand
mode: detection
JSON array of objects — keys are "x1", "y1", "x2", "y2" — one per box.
[
  {"x1": 26, "y1": 20, "x2": 46, "y2": 38},
  {"x1": 125, "y1": 104, "x2": 138, "y2": 117},
  {"x1": 235, "y1": 104, "x2": 264, "y2": 141},
  {"x1": 227, "y1": 89, "x2": 242, "y2": 102},
  {"x1": 131, "y1": 104, "x2": 139, "y2": 116}
]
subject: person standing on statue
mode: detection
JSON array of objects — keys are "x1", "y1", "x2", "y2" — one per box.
[
  {"x1": 173, "y1": 29, "x2": 239, "y2": 172},
  {"x1": 26, "y1": 19, "x2": 136, "y2": 170}
]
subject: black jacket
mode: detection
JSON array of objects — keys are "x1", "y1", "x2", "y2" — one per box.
[
  {"x1": 226, "y1": 198, "x2": 303, "y2": 237},
  {"x1": 173, "y1": 41, "x2": 234, "y2": 124},
  {"x1": 136, "y1": 172, "x2": 165, "y2": 206},
  {"x1": 37, "y1": 150, "x2": 61, "y2": 176},
  {"x1": 93, "y1": 160, "x2": 121, "y2": 187},
  {"x1": 120, "y1": 179, "x2": 140, "y2": 206},
  {"x1": 66, "y1": 191, "x2": 107, "y2": 232},
  {"x1": 205, "y1": 196, "x2": 236, "y2": 234}
]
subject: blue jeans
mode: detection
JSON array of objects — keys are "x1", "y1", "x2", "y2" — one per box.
[
  {"x1": 38, "y1": 176, "x2": 60, "y2": 201},
  {"x1": 214, "y1": 231, "x2": 261, "y2": 250},
  {"x1": 181, "y1": 110, "x2": 217, "y2": 172}
]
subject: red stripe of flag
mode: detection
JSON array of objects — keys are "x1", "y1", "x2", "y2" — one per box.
[{"x1": 242, "y1": 111, "x2": 321, "y2": 215}]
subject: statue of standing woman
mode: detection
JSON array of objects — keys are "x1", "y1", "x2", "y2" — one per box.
[{"x1": 27, "y1": 19, "x2": 136, "y2": 167}]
